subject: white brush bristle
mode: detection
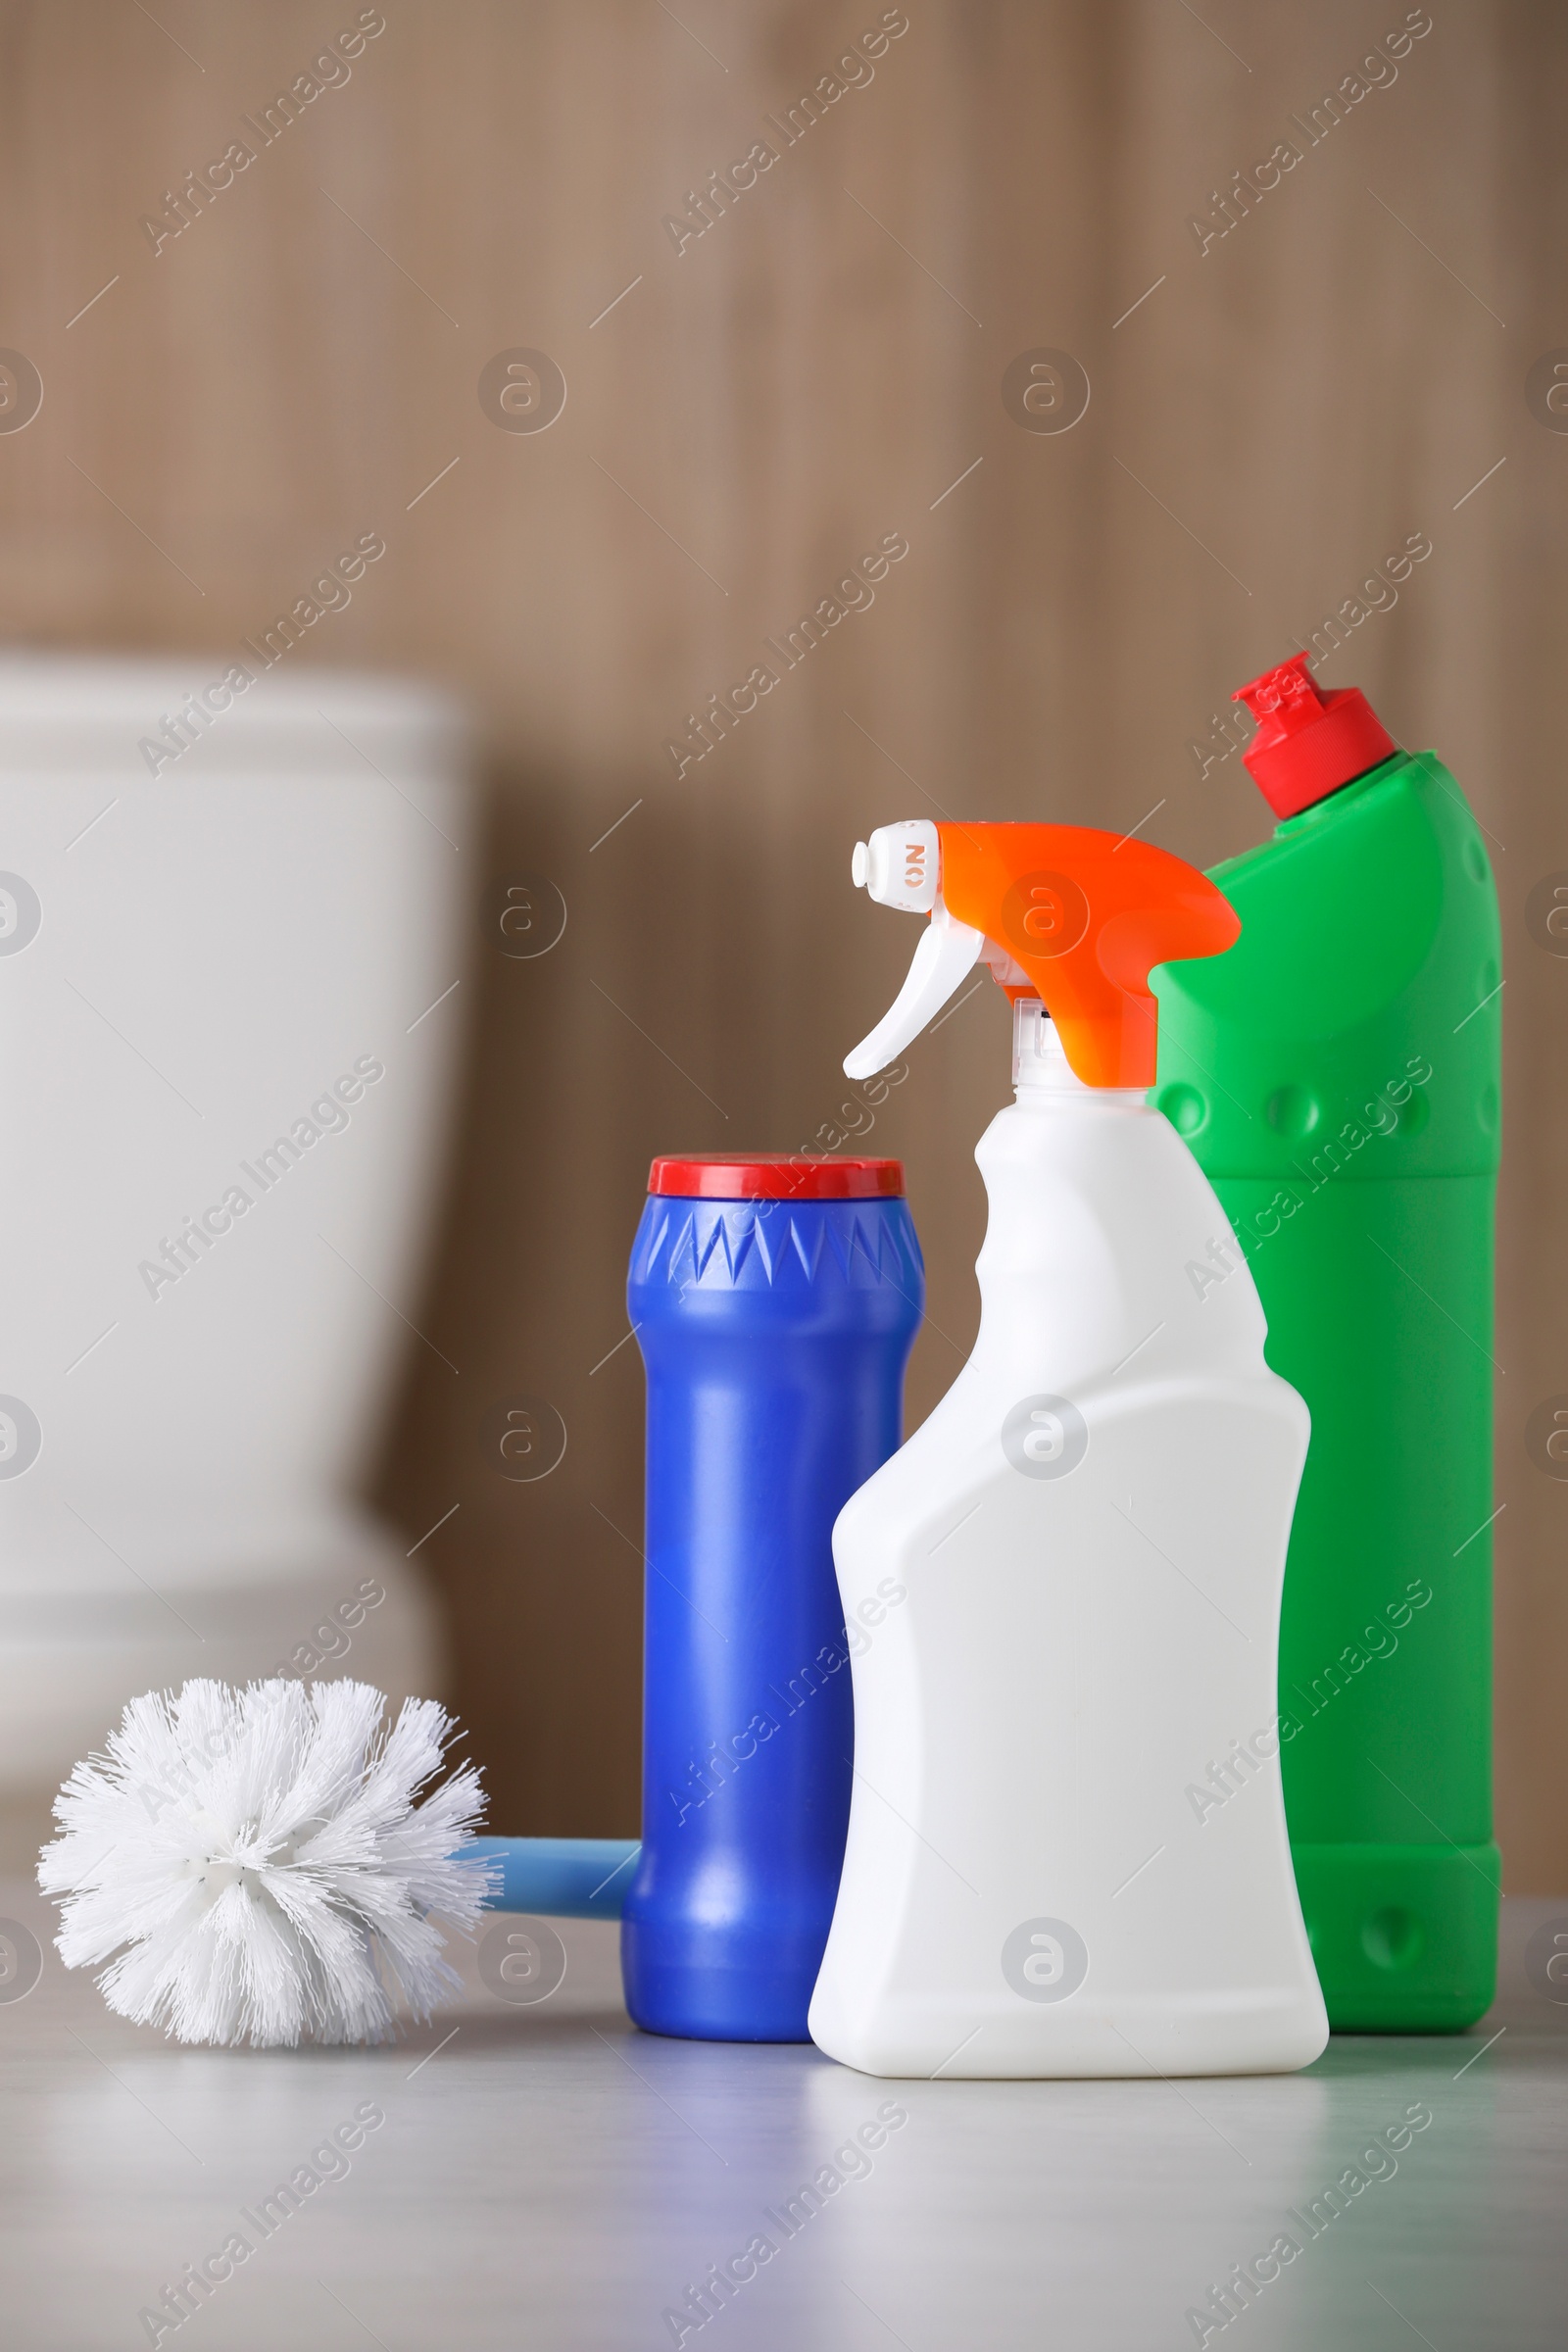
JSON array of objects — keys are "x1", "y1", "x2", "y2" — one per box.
[{"x1": 37, "y1": 1679, "x2": 496, "y2": 2048}]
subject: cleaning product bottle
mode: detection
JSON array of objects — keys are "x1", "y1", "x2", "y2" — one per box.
[
  {"x1": 808, "y1": 823, "x2": 1329, "y2": 2079},
  {"x1": 1152, "y1": 655, "x2": 1502, "y2": 2032},
  {"x1": 620, "y1": 1154, "x2": 923, "y2": 2042}
]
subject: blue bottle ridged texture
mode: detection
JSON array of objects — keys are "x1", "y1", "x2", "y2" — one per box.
[{"x1": 620, "y1": 1191, "x2": 924, "y2": 2041}]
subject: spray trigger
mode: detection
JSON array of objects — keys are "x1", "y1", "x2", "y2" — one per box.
[{"x1": 844, "y1": 897, "x2": 985, "y2": 1080}]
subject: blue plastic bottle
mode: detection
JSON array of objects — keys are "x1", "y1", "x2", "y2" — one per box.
[{"x1": 620, "y1": 1153, "x2": 923, "y2": 2041}]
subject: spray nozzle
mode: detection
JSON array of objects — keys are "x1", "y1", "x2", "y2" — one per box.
[
  {"x1": 844, "y1": 821, "x2": 1240, "y2": 1089},
  {"x1": 851, "y1": 821, "x2": 941, "y2": 911}
]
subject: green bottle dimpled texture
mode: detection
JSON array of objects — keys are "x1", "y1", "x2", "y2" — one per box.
[{"x1": 1152, "y1": 743, "x2": 1501, "y2": 2032}]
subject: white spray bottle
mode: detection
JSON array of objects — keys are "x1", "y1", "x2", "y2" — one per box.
[{"x1": 808, "y1": 820, "x2": 1328, "y2": 2079}]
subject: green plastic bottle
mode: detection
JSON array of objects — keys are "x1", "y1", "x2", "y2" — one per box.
[{"x1": 1152, "y1": 654, "x2": 1501, "y2": 2033}]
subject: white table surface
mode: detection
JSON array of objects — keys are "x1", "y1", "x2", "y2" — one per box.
[{"x1": 2, "y1": 1876, "x2": 1564, "y2": 2351}]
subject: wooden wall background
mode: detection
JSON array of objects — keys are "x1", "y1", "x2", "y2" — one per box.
[{"x1": 3, "y1": 0, "x2": 1566, "y2": 1887}]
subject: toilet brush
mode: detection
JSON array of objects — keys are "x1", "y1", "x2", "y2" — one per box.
[
  {"x1": 467, "y1": 1834, "x2": 639, "y2": 1918},
  {"x1": 38, "y1": 1679, "x2": 494, "y2": 2047}
]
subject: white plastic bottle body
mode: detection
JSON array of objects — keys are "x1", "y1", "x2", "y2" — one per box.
[{"x1": 808, "y1": 1022, "x2": 1329, "y2": 2079}]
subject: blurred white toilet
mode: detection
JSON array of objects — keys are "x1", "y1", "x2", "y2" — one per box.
[{"x1": 0, "y1": 655, "x2": 473, "y2": 1823}]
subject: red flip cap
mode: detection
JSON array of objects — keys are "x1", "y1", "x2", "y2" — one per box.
[{"x1": 1233, "y1": 653, "x2": 1397, "y2": 820}]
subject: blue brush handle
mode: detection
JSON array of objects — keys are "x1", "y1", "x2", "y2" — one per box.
[{"x1": 471, "y1": 1837, "x2": 640, "y2": 1920}]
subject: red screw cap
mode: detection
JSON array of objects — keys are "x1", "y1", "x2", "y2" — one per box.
[
  {"x1": 1232, "y1": 653, "x2": 1398, "y2": 820},
  {"x1": 649, "y1": 1155, "x2": 905, "y2": 1200}
]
